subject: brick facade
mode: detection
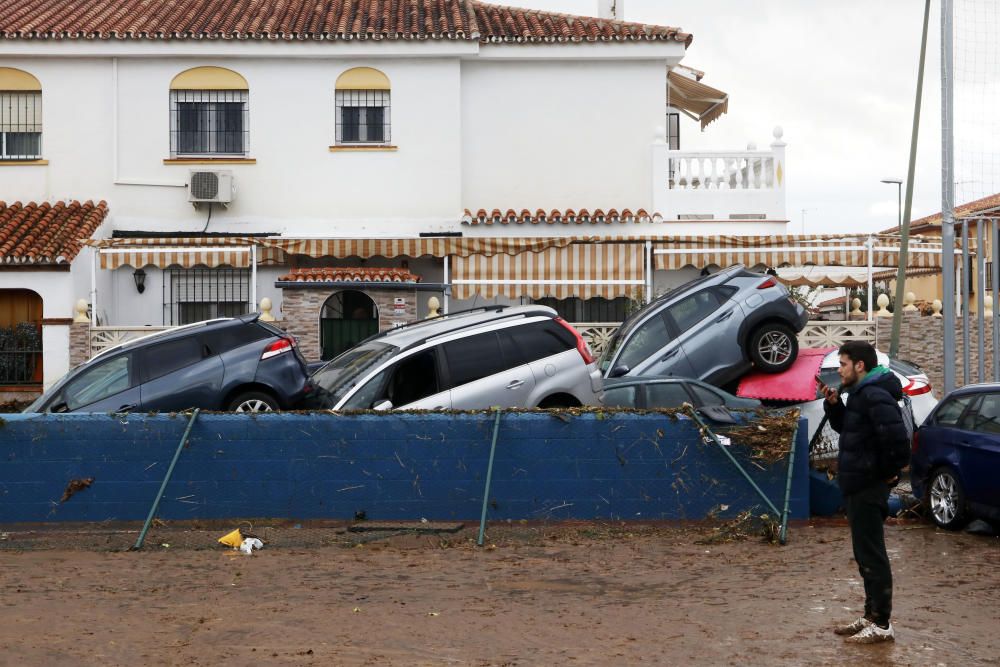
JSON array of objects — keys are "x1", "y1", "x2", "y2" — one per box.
[
  {"x1": 278, "y1": 286, "x2": 419, "y2": 361},
  {"x1": 69, "y1": 320, "x2": 90, "y2": 369},
  {"x1": 876, "y1": 313, "x2": 996, "y2": 392}
]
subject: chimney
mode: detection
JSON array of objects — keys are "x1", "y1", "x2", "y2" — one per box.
[{"x1": 597, "y1": 0, "x2": 623, "y2": 20}]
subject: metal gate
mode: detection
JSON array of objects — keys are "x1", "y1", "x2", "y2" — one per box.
[{"x1": 320, "y1": 319, "x2": 378, "y2": 360}]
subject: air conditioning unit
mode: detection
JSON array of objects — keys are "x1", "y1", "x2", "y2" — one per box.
[{"x1": 188, "y1": 170, "x2": 234, "y2": 207}]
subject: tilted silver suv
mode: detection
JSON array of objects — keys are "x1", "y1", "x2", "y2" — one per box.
[
  {"x1": 600, "y1": 265, "x2": 808, "y2": 386},
  {"x1": 304, "y1": 305, "x2": 603, "y2": 410}
]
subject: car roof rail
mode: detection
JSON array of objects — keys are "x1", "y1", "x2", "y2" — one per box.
[
  {"x1": 385, "y1": 305, "x2": 511, "y2": 334},
  {"x1": 400, "y1": 308, "x2": 555, "y2": 352}
]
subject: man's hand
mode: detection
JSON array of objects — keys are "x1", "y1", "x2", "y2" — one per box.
[{"x1": 818, "y1": 381, "x2": 840, "y2": 405}]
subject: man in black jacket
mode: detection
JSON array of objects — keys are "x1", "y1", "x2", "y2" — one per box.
[{"x1": 820, "y1": 341, "x2": 908, "y2": 644}]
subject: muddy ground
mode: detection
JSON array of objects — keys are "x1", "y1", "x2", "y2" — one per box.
[{"x1": 1, "y1": 520, "x2": 998, "y2": 666}]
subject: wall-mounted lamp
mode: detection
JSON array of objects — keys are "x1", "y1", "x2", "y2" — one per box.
[{"x1": 133, "y1": 268, "x2": 146, "y2": 294}]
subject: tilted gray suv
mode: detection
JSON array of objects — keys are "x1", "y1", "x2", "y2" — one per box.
[
  {"x1": 304, "y1": 305, "x2": 602, "y2": 410},
  {"x1": 600, "y1": 265, "x2": 808, "y2": 386}
]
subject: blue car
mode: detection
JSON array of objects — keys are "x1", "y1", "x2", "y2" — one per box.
[
  {"x1": 25, "y1": 314, "x2": 310, "y2": 414},
  {"x1": 912, "y1": 383, "x2": 1000, "y2": 530}
]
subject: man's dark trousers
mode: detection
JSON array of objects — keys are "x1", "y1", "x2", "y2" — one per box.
[{"x1": 845, "y1": 481, "x2": 892, "y2": 626}]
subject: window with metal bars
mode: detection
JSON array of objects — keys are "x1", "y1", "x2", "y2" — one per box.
[
  {"x1": 335, "y1": 90, "x2": 391, "y2": 144},
  {"x1": 169, "y1": 90, "x2": 248, "y2": 156},
  {"x1": 0, "y1": 91, "x2": 42, "y2": 160},
  {"x1": 163, "y1": 267, "x2": 251, "y2": 326}
]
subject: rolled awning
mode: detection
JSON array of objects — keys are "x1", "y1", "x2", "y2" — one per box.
[
  {"x1": 654, "y1": 235, "x2": 952, "y2": 271},
  {"x1": 259, "y1": 236, "x2": 579, "y2": 259},
  {"x1": 451, "y1": 243, "x2": 644, "y2": 300},
  {"x1": 667, "y1": 69, "x2": 729, "y2": 129}
]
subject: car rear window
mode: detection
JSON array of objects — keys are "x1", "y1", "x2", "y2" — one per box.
[
  {"x1": 889, "y1": 358, "x2": 924, "y2": 377},
  {"x1": 603, "y1": 385, "x2": 638, "y2": 408},
  {"x1": 934, "y1": 394, "x2": 976, "y2": 427},
  {"x1": 203, "y1": 323, "x2": 272, "y2": 355},
  {"x1": 506, "y1": 321, "x2": 575, "y2": 364},
  {"x1": 139, "y1": 336, "x2": 206, "y2": 382},
  {"x1": 443, "y1": 332, "x2": 507, "y2": 387},
  {"x1": 646, "y1": 382, "x2": 691, "y2": 408}
]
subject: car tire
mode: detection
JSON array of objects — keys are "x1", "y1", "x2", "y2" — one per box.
[
  {"x1": 926, "y1": 467, "x2": 969, "y2": 530},
  {"x1": 228, "y1": 391, "x2": 278, "y2": 413},
  {"x1": 747, "y1": 323, "x2": 798, "y2": 374}
]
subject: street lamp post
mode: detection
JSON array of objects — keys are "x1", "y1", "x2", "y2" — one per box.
[{"x1": 881, "y1": 178, "x2": 903, "y2": 229}]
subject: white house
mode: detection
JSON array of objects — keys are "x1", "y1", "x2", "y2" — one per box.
[{"x1": 0, "y1": 0, "x2": 798, "y2": 387}]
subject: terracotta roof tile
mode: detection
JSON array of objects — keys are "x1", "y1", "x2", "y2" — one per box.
[
  {"x1": 277, "y1": 267, "x2": 420, "y2": 283},
  {"x1": 462, "y1": 207, "x2": 663, "y2": 226},
  {"x1": 0, "y1": 200, "x2": 108, "y2": 265},
  {"x1": 880, "y1": 192, "x2": 1000, "y2": 235},
  {"x1": 0, "y1": 0, "x2": 690, "y2": 45}
]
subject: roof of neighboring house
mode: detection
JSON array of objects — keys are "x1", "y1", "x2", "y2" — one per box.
[
  {"x1": 463, "y1": 208, "x2": 662, "y2": 225},
  {"x1": 0, "y1": 200, "x2": 108, "y2": 265},
  {"x1": 881, "y1": 192, "x2": 1000, "y2": 235},
  {"x1": 0, "y1": 0, "x2": 692, "y2": 45},
  {"x1": 817, "y1": 296, "x2": 847, "y2": 308},
  {"x1": 277, "y1": 267, "x2": 420, "y2": 283}
]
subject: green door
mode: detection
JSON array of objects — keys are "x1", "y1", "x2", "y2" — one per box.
[{"x1": 320, "y1": 318, "x2": 379, "y2": 360}]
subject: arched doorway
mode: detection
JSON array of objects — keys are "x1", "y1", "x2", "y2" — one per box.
[
  {"x1": 320, "y1": 290, "x2": 379, "y2": 360},
  {"x1": 0, "y1": 289, "x2": 43, "y2": 385}
]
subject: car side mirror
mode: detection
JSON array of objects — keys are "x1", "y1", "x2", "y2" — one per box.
[
  {"x1": 50, "y1": 401, "x2": 69, "y2": 414},
  {"x1": 608, "y1": 365, "x2": 630, "y2": 379},
  {"x1": 372, "y1": 400, "x2": 393, "y2": 412}
]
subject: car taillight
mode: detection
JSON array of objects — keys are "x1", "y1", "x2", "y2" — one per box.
[
  {"x1": 757, "y1": 278, "x2": 777, "y2": 289},
  {"x1": 555, "y1": 317, "x2": 595, "y2": 365},
  {"x1": 261, "y1": 337, "x2": 293, "y2": 360},
  {"x1": 902, "y1": 378, "x2": 932, "y2": 396},
  {"x1": 911, "y1": 430, "x2": 920, "y2": 454}
]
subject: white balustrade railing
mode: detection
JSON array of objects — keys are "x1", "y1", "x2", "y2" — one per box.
[
  {"x1": 798, "y1": 321, "x2": 876, "y2": 349},
  {"x1": 90, "y1": 326, "x2": 172, "y2": 358},
  {"x1": 668, "y1": 152, "x2": 778, "y2": 191}
]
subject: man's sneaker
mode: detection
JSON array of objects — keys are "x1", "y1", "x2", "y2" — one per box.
[
  {"x1": 834, "y1": 617, "x2": 873, "y2": 636},
  {"x1": 845, "y1": 622, "x2": 895, "y2": 644}
]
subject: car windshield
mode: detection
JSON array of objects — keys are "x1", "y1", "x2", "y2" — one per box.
[{"x1": 311, "y1": 342, "x2": 398, "y2": 405}]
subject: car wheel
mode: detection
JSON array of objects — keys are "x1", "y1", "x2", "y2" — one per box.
[
  {"x1": 927, "y1": 468, "x2": 969, "y2": 530},
  {"x1": 228, "y1": 392, "x2": 278, "y2": 413},
  {"x1": 748, "y1": 323, "x2": 798, "y2": 373}
]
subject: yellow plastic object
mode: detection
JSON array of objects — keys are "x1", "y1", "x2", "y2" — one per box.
[{"x1": 218, "y1": 528, "x2": 243, "y2": 548}]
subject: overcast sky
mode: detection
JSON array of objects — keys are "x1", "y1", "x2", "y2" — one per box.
[{"x1": 510, "y1": 0, "x2": 955, "y2": 234}]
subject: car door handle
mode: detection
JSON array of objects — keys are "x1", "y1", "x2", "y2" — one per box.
[
  {"x1": 660, "y1": 349, "x2": 679, "y2": 362},
  {"x1": 506, "y1": 380, "x2": 524, "y2": 389},
  {"x1": 716, "y1": 310, "x2": 734, "y2": 323}
]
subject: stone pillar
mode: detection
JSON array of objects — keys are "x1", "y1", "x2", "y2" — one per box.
[{"x1": 69, "y1": 299, "x2": 91, "y2": 368}]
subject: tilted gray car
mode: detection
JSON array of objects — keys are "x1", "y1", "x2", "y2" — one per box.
[
  {"x1": 305, "y1": 305, "x2": 603, "y2": 410},
  {"x1": 599, "y1": 265, "x2": 808, "y2": 386}
]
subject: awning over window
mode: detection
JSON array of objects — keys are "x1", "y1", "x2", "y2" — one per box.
[
  {"x1": 667, "y1": 69, "x2": 729, "y2": 129},
  {"x1": 776, "y1": 266, "x2": 870, "y2": 288},
  {"x1": 654, "y1": 235, "x2": 951, "y2": 271},
  {"x1": 451, "y1": 243, "x2": 645, "y2": 300},
  {"x1": 259, "y1": 236, "x2": 579, "y2": 259},
  {"x1": 88, "y1": 237, "x2": 257, "y2": 269}
]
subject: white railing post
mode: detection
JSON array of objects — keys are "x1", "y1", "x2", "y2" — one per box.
[
  {"x1": 651, "y1": 125, "x2": 669, "y2": 219},
  {"x1": 769, "y1": 126, "x2": 786, "y2": 219}
]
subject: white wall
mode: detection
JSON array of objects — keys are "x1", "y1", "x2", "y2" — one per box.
[{"x1": 460, "y1": 60, "x2": 666, "y2": 213}]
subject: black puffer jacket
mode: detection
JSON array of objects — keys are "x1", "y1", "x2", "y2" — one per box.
[{"x1": 824, "y1": 368, "x2": 909, "y2": 495}]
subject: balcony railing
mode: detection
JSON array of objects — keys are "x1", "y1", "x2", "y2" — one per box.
[{"x1": 652, "y1": 127, "x2": 787, "y2": 225}]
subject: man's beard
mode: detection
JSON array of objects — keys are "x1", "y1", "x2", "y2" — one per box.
[{"x1": 841, "y1": 374, "x2": 858, "y2": 388}]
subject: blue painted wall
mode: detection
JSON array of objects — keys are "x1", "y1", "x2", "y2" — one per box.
[{"x1": 0, "y1": 412, "x2": 809, "y2": 523}]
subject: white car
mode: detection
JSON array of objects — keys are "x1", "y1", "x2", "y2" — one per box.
[{"x1": 801, "y1": 349, "x2": 938, "y2": 459}]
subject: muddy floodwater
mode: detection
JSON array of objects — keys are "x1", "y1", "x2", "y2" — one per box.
[{"x1": 1, "y1": 521, "x2": 997, "y2": 666}]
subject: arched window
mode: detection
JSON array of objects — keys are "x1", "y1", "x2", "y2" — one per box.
[
  {"x1": 0, "y1": 68, "x2": 42, "y2": 161},
  {"x1": 335, "y1": 67, "x2": 391, "y2": 145},
  {"x1": 169, "y1": 66, "x2": 249, "y2": 157}
]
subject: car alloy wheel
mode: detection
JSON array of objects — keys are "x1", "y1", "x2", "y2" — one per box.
[
  {"x1": 235, "y1": 398, "x2": 274, "y2": 413},
  {"x1": 929, "y1": 470, "x2": 961, "y2": 527},
  {"x1": 757, "y1": 330, "x2": 793, "y2": 365}
]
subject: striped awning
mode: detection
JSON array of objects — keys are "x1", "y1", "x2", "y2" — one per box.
[
  {"x1": 88, "y1": 237, "x2": 258, "y2": 269},
  {"x1": 654, "y1": 235, "x2": 952, "y2": 271},
  {"x1": 259, "y1": 236, "x2": 579, "y2": 259},
  {"x1": 451, "y1": 243, "x2": 644, "y2": 300}
]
